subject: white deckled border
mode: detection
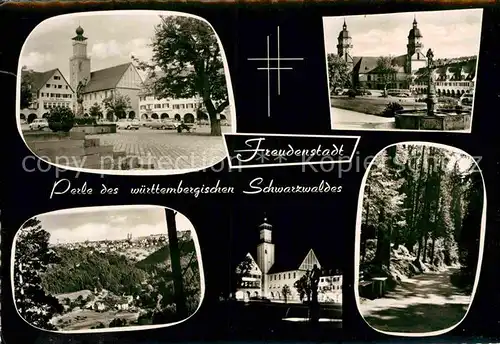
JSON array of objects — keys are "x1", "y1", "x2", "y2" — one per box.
[{"x1": 353, "y1": 141, "x2": 486, "y2": 337}]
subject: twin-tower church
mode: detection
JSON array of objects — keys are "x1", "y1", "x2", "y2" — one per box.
[{"x1": 333, "y1": 17, "x2": 476, "y2": 96}]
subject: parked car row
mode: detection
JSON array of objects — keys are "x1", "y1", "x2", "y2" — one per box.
[{"x1": 23, "y1": 117, "x2": 229, "y2": 132}]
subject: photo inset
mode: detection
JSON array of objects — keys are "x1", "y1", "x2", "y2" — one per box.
[
  {"x1": 323, "y1": 9, "x2": 482, "y2": 132},
  {"x1": 221, "y1": 205, "x2": 343, "y2": 335},
  {"x1": 356, "y1": 143, "x2": 485, "y2": 335},
  {"x1": 12, "y1": 205, "x2": 204, "y2": 333},
  {"x1": 18, "y1": 11, "x2": 234, "y2": 174}
]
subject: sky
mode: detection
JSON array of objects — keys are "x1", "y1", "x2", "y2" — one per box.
[
  {"x1": 29, "y1": 205, "x2": 193, "y2": 245},
  {"x1": 323, "y1": 8, "x2": 483, "y2": 59},
  {"x1": 19, "y1": 11, "x2": 177, "y2": 81}
]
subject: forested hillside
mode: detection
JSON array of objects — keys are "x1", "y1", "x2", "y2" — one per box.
[{"x1": 41, "y1": 248, "x2": 147, "y2": 295}]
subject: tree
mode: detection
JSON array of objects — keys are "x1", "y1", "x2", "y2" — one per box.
[
  {"x1": 375, "y1": 56, "x2": 398, "y2": 96},
  {"x1": 327, "y1": 53, "x2": 351, "y2": 93},
  {"x1": 360, "y1": 144, "x2": 481, "y2": 297},
  {"x1": 47, "y1": 106, "x2": 75, "y2": 132},
  {"x1": 102, "y1": 92, "x2": 131, "y2": 120},
  {"x1": 234, "y1": 254, "x2": 254, "y2": 291},
  {"x1": 89, "y1": 102, "x2": 102, "y2": 118},
  {"x1": 20, "y1": 66, "x2": 35, "y2": 109},
  {"x1": 133, "y1": 16, "x2": 229, "y2": 136},
  {"x1": 165, "y1": 209, "x2": 188, "y2": 319},
  {"x1": 365, "y1": 150, "x2": 405, "y2": 268},
  {"x1": 294, "y1": 273, "x2": 312, "y2": 302},
  {"x1": 282, "y1": 284, "x2": 291, "y2": 303},
  {"x1": 14, "y1": 218, "x2": 64, "y2": 330}
]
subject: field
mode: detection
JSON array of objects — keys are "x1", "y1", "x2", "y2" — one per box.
[{"x1": 50, "y1": 309, "x2": 140, "y2": 330}]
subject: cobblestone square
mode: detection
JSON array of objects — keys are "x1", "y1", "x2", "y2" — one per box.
[{"x1": 86, "y1": 126, "x2": 231, "y2": 170}]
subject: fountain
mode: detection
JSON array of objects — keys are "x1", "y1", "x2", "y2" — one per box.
[{"x1": 395, "y1": 48, "x2": 472, "y2": 131}]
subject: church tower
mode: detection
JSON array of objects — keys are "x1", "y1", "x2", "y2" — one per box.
[
  {"x1": 336, "y1": 19, "x2": 353, "y2": 66},
  {"x1": 256, "y1": 215, "x2": 275, "y2": 296},
  {"x1": 407, "y1": 16, "x2": 426, "y2": 73},
  {"x1": 69, "y1": 26, "x2": 91, "y2": 92}
]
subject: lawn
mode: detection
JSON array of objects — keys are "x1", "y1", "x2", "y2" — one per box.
[{"x1": 331, "y1": 96, "x2": 426, "y2": 116}]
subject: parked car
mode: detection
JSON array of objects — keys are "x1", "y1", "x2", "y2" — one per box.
[
  {"x1": 342, "y1": 89, "x2": 371, "y2": 96},
  {"x1": 149, "y1": 120, "x2": 166, "y2": 130},
  {"x1": 177, "y1": 122, "x2": 198, "y2": 133},
  {"x1": 140, "y1": 118, "x2": 153, "y2": 127},
  {"x1": 29, "y1": 118, "x2": 49, "y2": 130},
  {"x1": 459, "y1": 93, "x2": 473, "y2": 107},
  {"x1": 249, "y1": 296, "x2": 271, "y2": 303},
  {"x1": 163, "y1": 119, "x2": 180, "y2": 130},
  {"x1": 148, "y1": 119, "x2": 179, "y2": 130},
  {"x1": 116, "y1": 119, "x2": 140, "y2": 130}
]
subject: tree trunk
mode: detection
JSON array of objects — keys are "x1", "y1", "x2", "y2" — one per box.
[
  {"x1": 430, "y1": 236, "x2": 436, "y2": 263},
  {"x1": 165, "y1": 209, "x2": 188, "y2": 319},
  {"x1": 411, "y1": 147, "x2": 427, "y2": 234},
  {"x1": 422, "y1": 232, "x2": 428, "y2": 262},
  {"x1": 374, "y1": 209, "x2": 390, "y2": 269},
  {"x1": 362, "y1": 186, "x2": 372, "y2": 263},
  {"x1": 416, "y1": 235, "x2": 423, "y2": 261},
  {"x1": 210, "y1": 118, "x2": 222, "y2": 136},
  {"x1": 203, "y1": 97, "x2": 224, "y2": 136}
]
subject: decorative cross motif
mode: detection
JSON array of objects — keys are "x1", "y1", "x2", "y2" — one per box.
[{"x1": 247, "y1": 26, "x2": 304, "y2": 117}]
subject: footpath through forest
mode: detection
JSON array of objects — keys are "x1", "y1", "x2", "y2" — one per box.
[{"x1": 359, "y1": 266, "x2": 471, "y2": 333}]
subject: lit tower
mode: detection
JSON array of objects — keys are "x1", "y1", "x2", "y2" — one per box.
[{"x1": 256, "y1": 215, "x2": 275, "y2": 297}]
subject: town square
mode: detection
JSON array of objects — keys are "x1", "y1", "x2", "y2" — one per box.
[
  {"x1": 19, "y1": 12, "x2": 233, "y2": 171},
  {"x1": 323, "y1": 9, "x2": 482, "y2": 132}
]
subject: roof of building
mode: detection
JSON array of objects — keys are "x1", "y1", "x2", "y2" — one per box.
[
  {"x1": 22, "y1": 68, "x2": 74, "y2": 92},
  {"x1": 72, "y1": 26, "x2": 87, "y2": 41},
  {"x1": 353, "y1": 54, "x2": 407, "y2": 74},
  {"x1": 414, "y1": 58, "x2": 477, "y2": 81},
  {"x1": 83, "y1": 62, "x2": 137, "y2": 94},
  {"x1": 267, "y1": 246, "x2": 313, "y2": 274},
  {"x1": 408, "y1": 27, "x2": 422, "y2": 39},
  {"x1": 408, "y1": 17, "x2": 423, "y2": 38}
]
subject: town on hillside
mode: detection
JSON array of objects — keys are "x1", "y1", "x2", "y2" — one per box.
[{"x1": 14, "y1": 214, "x2": 202, "y2": 332}]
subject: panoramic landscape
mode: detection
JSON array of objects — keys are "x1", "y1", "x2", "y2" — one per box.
[
  {"x1": 13, "y1": 206, "x2": 202, "y2": 331},
  {"x1": 323, "y1": 9, "x2": 482, "y2": 132},
  {"x1": 357, "y1": 143, "x2": 483, "y2": 334}
]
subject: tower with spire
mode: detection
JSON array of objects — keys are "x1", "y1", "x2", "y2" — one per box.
[
  {"x1": 407, "y1": 15, "x2": 426, "y2": 73},
  {"x1": 256, "y1": 214, "x2": 275, "y2": 295},
  {"x1": 336, "y1": 19, "x2": 354, "y2": 68},
  {"x1": 69, "y1": 25, "x2": 91, "y2": 94}
]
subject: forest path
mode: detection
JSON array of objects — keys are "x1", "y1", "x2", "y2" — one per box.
[{"x1": 359, "y1": 266, "x2": 471, "y2": 333}]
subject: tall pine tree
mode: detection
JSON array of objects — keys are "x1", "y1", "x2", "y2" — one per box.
[{"x1": 14, "y1": 218, "x2": 63, "y2": 330}]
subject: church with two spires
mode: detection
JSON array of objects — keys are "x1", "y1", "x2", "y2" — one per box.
[{"x1": 334, "y1": 16, "x2": 477, "y2": 95}]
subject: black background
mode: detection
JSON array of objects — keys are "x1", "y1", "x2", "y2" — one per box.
[{"x1": 1, "y1": 1, "x2": 500, "y2": 343}]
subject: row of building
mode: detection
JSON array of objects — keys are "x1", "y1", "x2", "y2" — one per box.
[
  {"x1": 20, "y1": 26, "x2": 230, "y2": 124},
  {"x1": 334, "y1": 16, "x2": 477, "y2": 96},
  {"x1": 235, "y1": 217, "x2": 343, "y2": 303}
]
